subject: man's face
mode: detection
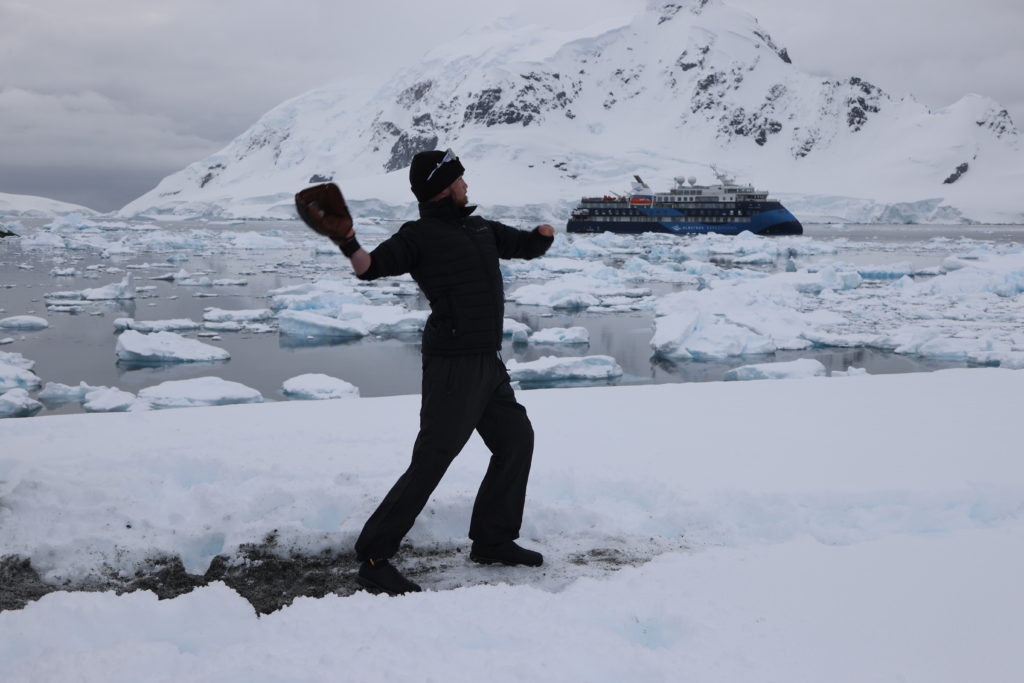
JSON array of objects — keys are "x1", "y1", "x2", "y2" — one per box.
[{"x1": 449, "y1": 177, "x2": 468, "y2": 207}]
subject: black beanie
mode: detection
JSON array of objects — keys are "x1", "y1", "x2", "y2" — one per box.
[{"x1": 409, "y1": 149, "x2": 466, "y2": 202}]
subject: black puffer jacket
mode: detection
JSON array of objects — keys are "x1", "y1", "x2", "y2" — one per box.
[{"x1": 357, "y1": 199, "x2": 553, "y2": 356}]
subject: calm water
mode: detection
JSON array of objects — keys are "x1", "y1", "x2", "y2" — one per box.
[{"x1": 1, "y1": 219, "x2": 1022, "y2": 416}]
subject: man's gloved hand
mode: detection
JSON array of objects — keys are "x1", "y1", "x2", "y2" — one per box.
[{"x1": 294, "y1": 183, "x2": 354, "y2": 244}]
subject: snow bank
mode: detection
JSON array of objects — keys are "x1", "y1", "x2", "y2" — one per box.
[{"x1": 0, "y1": 370, "x2": 1022, "y2": 681}]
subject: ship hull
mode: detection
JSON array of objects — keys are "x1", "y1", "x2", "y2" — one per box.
[{"x1": 567, "y1": 208, "x2": 803, "y2": 236}]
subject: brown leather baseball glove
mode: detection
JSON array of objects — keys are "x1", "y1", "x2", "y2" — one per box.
[{"x1": 294, "y1": 183, "x2": 354, "y2": 244}]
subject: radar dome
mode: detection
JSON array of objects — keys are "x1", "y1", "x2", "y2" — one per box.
[{"x1": 687, "y1": 176, "x2": 697, "y2": 186}]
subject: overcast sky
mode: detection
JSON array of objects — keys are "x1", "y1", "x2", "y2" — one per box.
[{"x1": 2, "y1": 0, "x2": 1021, "y2": 212}]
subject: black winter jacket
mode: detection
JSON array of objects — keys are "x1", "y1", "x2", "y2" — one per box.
[{"x1": 357, "y1": 199, "x2": 553, "y2": 356}]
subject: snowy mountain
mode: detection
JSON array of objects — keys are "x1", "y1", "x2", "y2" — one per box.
[
  {"x1": 119, "y1": 0, "x2": 1023, "y2": 224},
  {"x1": 0, "y1": 192, "x2": 99, "y2": 219}
]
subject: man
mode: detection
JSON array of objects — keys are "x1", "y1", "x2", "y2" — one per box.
[{"x1": 295, "y1": 149, "x2": 555, "y2": 595}]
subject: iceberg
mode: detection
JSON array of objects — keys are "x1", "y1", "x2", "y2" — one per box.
[
  {"x1": 0, "y1": 315, "x2": 49, "y2": 330},
  {"x1": 724, "y1": 358, "x2": 828, "y2": 381},
  {"x1": 281, "y1": 374, "x2": 360, "y2": 400},
  {"x1": 506, "y1": 355, "x2": 623, "y2": 383},
  {"x1": 0, "y1": 388, "x2": 43, "y2": 418},
  {"x1": 115, "y1": 330, "x2": 231, "y2": 364},
  {"x1": 138, "y1": 377, "x2": 264, "y2": 409},
  {"x1": 0, "y1": 350, "x2": 35, "y2": 370}
]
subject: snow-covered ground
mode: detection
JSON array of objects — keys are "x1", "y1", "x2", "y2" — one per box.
[{"x1": 1, "y1": 368, "x2": 1022, "y2": 681}]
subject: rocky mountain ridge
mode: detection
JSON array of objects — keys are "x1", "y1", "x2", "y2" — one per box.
[{"x1": 119, "y1": 0, "x2": 1022, "y2": 224}]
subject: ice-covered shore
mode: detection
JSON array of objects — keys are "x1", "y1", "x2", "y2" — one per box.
[{"x1": 1, "y1": 368, "x2": 1022, "y2": 681}]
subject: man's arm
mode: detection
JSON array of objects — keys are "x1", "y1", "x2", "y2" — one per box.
[
  {"x1": 294, "y1": 183, "x2": 415, "y2": 279},
  {"x1": 490, "y1": 221, "x2": 556, "y2": 260}
]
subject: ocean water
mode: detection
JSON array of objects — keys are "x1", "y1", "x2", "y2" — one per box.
[{"x1": 1, "y1": 218, "x2": 1021, "y2": 417}]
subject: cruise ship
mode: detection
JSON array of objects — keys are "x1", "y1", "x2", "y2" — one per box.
[{"x1": 566, "y1": 170, "x2": 802, "y2": 236}]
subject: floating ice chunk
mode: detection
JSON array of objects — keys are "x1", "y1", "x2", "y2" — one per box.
[
  {"x1": 281, "y1": 373, "x2": 360, "y2": 400},
  {"x1": 857, "y1": 262, "x2": 915, "y2": 279},
  {"x1": 0, "y1": 350, "x2": 35, "y2": 370},
  {"x1": 49, "y1": 267, "x2": 79, "y2": 277},
  {"x1": 81, "y1": 275, "x2": 134, "y2": 300},
  {"x1": 38, "y1": 381, "x2": 99, "y2": 405},
  {"x1": 227, "y1": 232, "x2": 290, "y2": 250},
  {"x1": 724, "y1": 358, "x2": 827, "y2": 381},
  {"x1": 149, "y1": 268, "x2": 191, "y2": 282},
  {"x1": 509, "y1": 273, "x2": 647, "y2": 309},
  {"x1": 341, "y1": 304, "x2": 428, "y2": 335},
  {"x1": 833, "y1": 366, "x2": 869, "y2": 377},
  {"x1": 530, "y1": 326, "x2": 590, "y2": 344},
  {"x1": 202, "y1": 321, "x2": 243, "y2": 332},
  {"x1": 0, "y1": 315, "x2": 49, "y2": 330},
  {"x1": 0, "y1": 338, "x2": 13, "y2": 345},
  {"x1": 83, "y1": 387, "x2": 143, "y2": 413},
  {"x1": 177, "y1": 276, "x2": 213, "y2": 286},
  {"x1": 212, "y1": 279, "x2": 248, "y2": 286},
  {"x1": 0, "y1": 388, "x2": 43, "y2": 418},
  {"x1": 506, "y1": 355, "x2": 622, "y2": 382},
  {"x1": 269, "y1": 280, "x2": 369, "y2": 311},
  {"x1": 503, "y1": 318, "x2": 532, "y2": 343},
  {"x1": 116, "y1": 330, "x2": 230, "y2": 364},
  {"x1": 114, "y1": 318, "x2": 202, "y2": 333},
  {"x1": 138, "y1": 377, "x2": 263, "y2": 409},
  {"x1": 277, "y1": 310, "x2": 369, "y2": 338},
  {"x1": 0, "y1": 361, "x2": 41, "y2": 391},
  {"x1": 202, "y1": 307, "x2": 274, "y2": 323}
]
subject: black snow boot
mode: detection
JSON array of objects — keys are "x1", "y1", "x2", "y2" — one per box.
[
  {"x1": 470, "y1": 541, "x2": 544, "y2": 567},
  {"x1": 357, "y1": 558, "x2": 422, "y2": 595}
]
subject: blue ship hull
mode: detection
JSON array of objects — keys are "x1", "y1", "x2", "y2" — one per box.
[{"x1": 567, "y1": 208, "x2": 803, "y2": 236}]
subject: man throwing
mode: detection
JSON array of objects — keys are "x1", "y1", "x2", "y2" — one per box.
[{"x1": 295, "y1": 149, "x2": 555, "y2": 595}]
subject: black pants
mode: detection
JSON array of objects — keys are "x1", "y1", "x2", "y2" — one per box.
[{"x1": 354, "y1": 352, "x2": 535, "y2": 561}]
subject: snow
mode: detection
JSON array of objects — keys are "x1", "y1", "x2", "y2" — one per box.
[
  {"x1": 506, "y1": 354, "x2": 623, "y2": 383},
  {"x1": 113, "y1": 2, "x2": 1023, "y2": 225},
  {"x1": 137, "y1": 377, "x2": 263, "y2": 409},
  {"x1": 0, "y1": 369, "x2": 1022, "y2": 680},
  {"x1": 281, "y1": 374, "x2": 360, "y2": 400},
  {"x1": 724, "y1": 357, "x2": 827, "y2": 381},
  {"x1": 0, "y1": 315, "x2": 49, "y2": 331},
  {"x1": 0, "y1": 191, "x2": 98, "y2": 217},
  {"x1": 115, "y1": 330, "x2": 231, "y2": 364}
]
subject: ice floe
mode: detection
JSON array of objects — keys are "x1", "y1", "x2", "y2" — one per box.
[
  {"x1": 281, "y1": 373, "x2": 360, "y2": 400},
  {"x1": 724, "y1": 358, "x2": 827, "y2": 381},
  {"x1": 0, "y1": 315, "x2": 49, "y2": 330},
  {"x1": 138, "y1": 377, "x2": 263, "y2": 409},
  {"x1": 0, "y1": 387, "x2": 42, "y2": 417},
  {"x1": 530, "y1": 326, "x2": 590, "y2": 344},
  {"x1": 506, "y1": 355, "x2": 623, "y2": 383},
  {"x1": 115, "y1": 330, "x2": 231, "y2": 364}
]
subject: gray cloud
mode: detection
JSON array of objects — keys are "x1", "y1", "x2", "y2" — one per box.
[{"x1": 1, "y1": 0, "x2": 1020, "y2": 212}]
